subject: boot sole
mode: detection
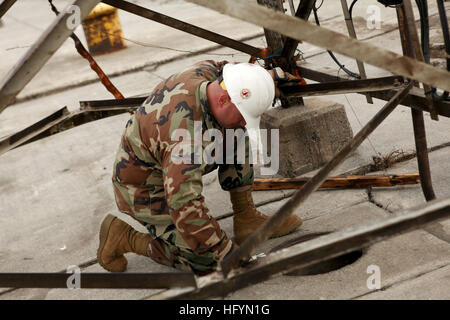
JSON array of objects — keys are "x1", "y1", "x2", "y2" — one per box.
[{"x1": 97, "y1": 214, "x2": 122, "y2": 272}]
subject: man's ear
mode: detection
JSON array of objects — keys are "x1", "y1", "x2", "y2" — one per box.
[{"x1": 217, "y1": 93, "x2": 230, "y2": 108}]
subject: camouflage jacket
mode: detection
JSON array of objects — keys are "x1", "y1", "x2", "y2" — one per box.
[{"x1": 113, "y1": 60, "x2": 234, "y2": 261}]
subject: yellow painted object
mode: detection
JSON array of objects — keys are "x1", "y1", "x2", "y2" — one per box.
[{"x1": 82, "y1": 4, "x2": 126, "y2": 55}]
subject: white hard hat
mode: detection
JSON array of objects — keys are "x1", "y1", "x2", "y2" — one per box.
[{"x1": 222, "y1": 63, "x2": 275, "y2": 131}]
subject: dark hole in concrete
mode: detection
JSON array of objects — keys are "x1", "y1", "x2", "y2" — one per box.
[{"x1": 269, "y1": 232, "x2": 364, "y2": 276}]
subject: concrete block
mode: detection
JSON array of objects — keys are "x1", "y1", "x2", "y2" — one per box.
[{"x1": 260, "y1": 97, "x2": 353, "y2": 177}]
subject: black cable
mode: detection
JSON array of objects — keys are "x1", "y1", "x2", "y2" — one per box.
[
  {"x1": 415, "y1": 0, "x2": 449, "y2": 101},
  {"x1": 313, "y1": 1, "x2": 361, "y2": 79},
  {"x1": 433, "y1": 0, "x2": 449, "y2": 100},
  {"x1": 349, "y1": 0, "x2": 359, "y2": 19},
  {"x1": 415, "y1": 0, "x2": 430, "y2": 63},
  {"x1": 355, "y1": 0, "x2": 448, "y2": 101}
]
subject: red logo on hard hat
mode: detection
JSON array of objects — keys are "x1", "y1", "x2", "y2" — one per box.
[{"x1": 240, "y1": 88, "x2": 251, "y2": 99}]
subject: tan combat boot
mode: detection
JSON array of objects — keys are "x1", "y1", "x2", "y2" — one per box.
[
  {"x1": 230, "y1": 186, "x2": 302, "y2": 245},
  {"x1": 97, "y1": 214, "x2": 151, "y2": 272}
]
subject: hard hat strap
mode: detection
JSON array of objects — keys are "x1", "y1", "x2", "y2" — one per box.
[{"x1": 217, "y1": 74, "x2": 227, "y2": 91}]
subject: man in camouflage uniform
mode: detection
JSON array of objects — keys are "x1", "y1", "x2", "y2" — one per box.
[{"x1": 97, "y1": 60, "x2": 302, "y2": 275}]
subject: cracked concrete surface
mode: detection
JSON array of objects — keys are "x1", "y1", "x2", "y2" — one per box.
[{"x1": 0, "y1": 0, "x2": 449, "y2": 299}]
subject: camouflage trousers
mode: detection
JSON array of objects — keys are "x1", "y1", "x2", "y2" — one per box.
[
  {"x1": 145, "y1": 223, "x2": 221, "y2": 275},
  {"x1": 112, "y1": 137, "x2": 253, "y2": 275}
]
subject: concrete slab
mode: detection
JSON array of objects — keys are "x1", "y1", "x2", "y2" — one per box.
[
  {"x1": 227, "y1": 226, "x2": 450, "y2": 300},
  {"x1": 1, "y1": 0, "x2": 449, "y2": 300},
  {"x1": 0, "y1": 188, "x2": 378, "y2": 299},
  {"x1": 255, "y1": 189, "x2": 369, "y2": 222},
  {"x1": 0, "y1": 39, "x2": 255, "y2": 138},
  {"x1": 1, "y1": 0, "x2": 263, "y2": 102},
  {"x1": 369, "y1": 146, "x2": 450, "y2": 212},
  {"x1": 357, "y1": 264, "x2": 450, "y2": 300},
  {"x1": 0, "y1": 95, "x2": 293, "y2": 277},
  {"x1": 3, "y1": 0, "x2": 425, "y2": 99},
  {"x1": 223, "y1": 183, "x2": 450, "y2": 300},
  {"x1": 0, "y1": 71, "x2": 158, "y2": 138},
  {"x1": 259, "y1": 0, "x2": 443, "y2": 62},
  {"x1": 239, "y1": 199, "x2": 388, "y2": 259},
  {"x1": 369, "y1": 145, "x2": 450, "y2": 246},
  {"x1": 2, "y1": 0, "x2": 443, "y2": 128},
  {"x1": 0, "y1": 113, "x2": 125, "y2": 273}
]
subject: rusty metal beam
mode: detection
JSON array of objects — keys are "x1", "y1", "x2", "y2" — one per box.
[
  {"x1": 3, "y1": 72, "x2": 443, "y2": 157},
  {"x1": 257, "y1": 0, "x2": 286, "y2": 54},
  {"x1": 0, "y1": 96, "x2": 145, "y2": 156},
  {"x1": 0, "y1": 272, "x2": 196, "y2": 289},
  {"x1": 0, "y1": 0, "x2": 102, "y2": 114},
  {"x1": 0, "y1": 105, "x2": 137, "y2": 156},
  {"x1": 252, "y1": 173, "x2": 421, "y2": 191},
  {"x1": 257, "y1": 0, "x2": 304, "y2": 107},
  {"x1": 221, "y1": 82, "x2": 413, "y2": 277},
  {"x1": 102, "y1": 0, "x2": 263, "y2": 58},
  {"x1": 80, "y1": 97, "x2": 144, "y2": 111},
  {"x1": 397, "y1": 2, "x2": 437, "y2": 201},
  {"x1": 296, "y1": 63, "x2": 450, "y2": 118},
  {"x1": 48, "y1": 0, "x2": 124, "y2": 100},
  {"x1": 151, "y1": 197, "x2": 450, "y2": 299},
  {"x1": 0, "y1": 73, "x2": 419, "y2": 156},
  {"x1": 411, "y1": 105, "x2": 437, "y2": 201},
  {"x1": 287, "y1": 0, "x2": 296, "y2": 16},
  {"x1": 280, "y1": 75, "x2": 406, "y2": 97},
  {"x1": 186, "y1": 0, "x2": 450, "y2": 92},
  {"x1": 0, "y1": 0, "x2": 17, "y2": 19},
  {"x1": 81, "y1": 76, "x2": 405, "y2": 108},
  {"x1": 0, "y1": 107, "x2": 70, "y2": 156},
  {"x1": 371, "y1": 87, "x2": 450, "y2": 117},
  {"x1": 281, "y1": 0, "x2": 316, "y2": 59}
]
